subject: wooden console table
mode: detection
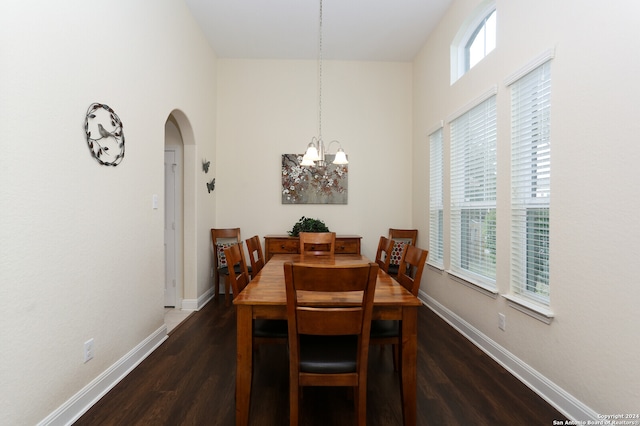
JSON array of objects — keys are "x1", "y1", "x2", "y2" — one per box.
[{"x1": 264, "y1": 234, "x2": 362, "y2": 261}]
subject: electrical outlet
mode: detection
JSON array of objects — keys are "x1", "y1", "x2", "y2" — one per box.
[
  {"x1": 498, "y1": 313, "x2": 506, "y2": 331},
  {"x1": 84, "y1": 338, "x2": 94, "y2": 363}
]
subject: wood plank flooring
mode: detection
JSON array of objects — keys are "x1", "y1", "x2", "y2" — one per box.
[{"x1": 76, "y1": 297, "x2": 565, "y2": 425}]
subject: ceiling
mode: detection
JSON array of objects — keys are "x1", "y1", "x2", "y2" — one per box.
[{"x1": 185, "y1": 0, "x2": 453, "y2": 62}]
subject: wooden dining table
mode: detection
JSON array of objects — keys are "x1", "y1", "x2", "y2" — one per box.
[{"x1": 233, "y1": 253, "x2": 422, "y2": 426}]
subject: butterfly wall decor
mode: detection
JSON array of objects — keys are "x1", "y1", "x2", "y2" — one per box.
[{"x1": 206, "y1": 178, "x2": 215, "y2": 193}]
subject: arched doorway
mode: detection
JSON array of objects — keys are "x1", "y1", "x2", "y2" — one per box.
[{"x1": 163, "y1": 110, "x2": 197, "y2": 323}]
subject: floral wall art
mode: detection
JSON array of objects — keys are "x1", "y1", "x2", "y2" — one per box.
[{"x1": 281, "y1": 154, "x2": 348, "y2": 204}]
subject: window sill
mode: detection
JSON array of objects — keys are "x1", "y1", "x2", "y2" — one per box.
[
  {"x1": 502, "y1": 294, "x2": 554, "y2": 324},
  {"x1": 426, "y1": 262, "x2": 444, "y2": 273},
  {"x1": 446, "y1": 270, "x2": 498, "y2": 299}
]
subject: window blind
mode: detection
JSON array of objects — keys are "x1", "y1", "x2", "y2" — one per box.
[
  {"x1": 429, "y1": 127, "x2": 444, "y2": 268},
  {"x1": 450, "y1": 95, "x2": 497, "y2": 287},
  {"x1": 510, "y1": 61, "x2": 551, "y2": 305}
]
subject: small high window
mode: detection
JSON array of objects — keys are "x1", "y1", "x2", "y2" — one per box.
[
  {"x1": 466, "y1": 10, "x2": 496, "y2": 70},
  {"x1": 451, "y1": 2, "x2": 496, "y2": 84}
]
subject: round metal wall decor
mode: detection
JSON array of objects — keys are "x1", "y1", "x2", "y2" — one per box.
[{"x1": 84, "y1": 103, "x2": 125, "y2": 166}]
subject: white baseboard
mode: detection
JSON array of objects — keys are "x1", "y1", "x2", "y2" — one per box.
[
  {"x1": 38, "y1": 325, "x2": 168, "y2": 426},
  {"x1": 419, "y1": 291, "x2": 598, "y2": 422},
  {"x1": 182, "y1": 286, "x2": 214, "y2": 311}
]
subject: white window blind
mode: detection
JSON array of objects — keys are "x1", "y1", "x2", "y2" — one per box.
[
  {"x1": 450, "y1": 95, "x2": 497, "y2": 288},
  {"x1": 429, "y1": 127, "x2": 444, "y2": 268},
  {"x1": 510, "y1": 61, "x2": 551, "y2": 305}
]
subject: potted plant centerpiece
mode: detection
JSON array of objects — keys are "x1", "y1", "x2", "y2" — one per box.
[{"x1": 288, "y1": 216, "x2": 330, "y2": 237}]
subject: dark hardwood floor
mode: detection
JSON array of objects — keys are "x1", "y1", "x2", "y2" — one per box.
[{"x1": 76, "y1": 298, "x2": 565, "y2": 425}]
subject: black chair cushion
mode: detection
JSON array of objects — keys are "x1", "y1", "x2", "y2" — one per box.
[
  {"x1": 299, "y1": 335, "x2": 358, "y2": 374},
  {"x1": 253, "y1": 319, "x2": 288, "y2": 338},
  {"x1": 387, "y1": 264, "x2": 399, "y2": 276},
  {"x1": 370, "y1": 320, "x2": 400, "y2": 338},
  {"x1": 218, "y1": 264, "x2": 252, "y2": 275},
  {"x1": 385, "y1": 264, "x2": 411, "y2": 278}
]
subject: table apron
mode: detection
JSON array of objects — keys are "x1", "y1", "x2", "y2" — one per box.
[{"x1": 252, "y1": 305, "x2": 286, "y2": 319}]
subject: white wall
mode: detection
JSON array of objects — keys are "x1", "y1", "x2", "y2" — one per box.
[
  {"x1": 216, "y1": 59, "x2": 414, "y2": 258},
  {"x1": 413, "y1": 0, "x2": 640, "y2": 416},
  {"x1": 0, "y1": 1, "x2": 217, "y2": 424}
]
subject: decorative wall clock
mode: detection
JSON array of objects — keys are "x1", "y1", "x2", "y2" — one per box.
[{"x1": 84, "y1": 103, "x2": 125, "y2": 166}]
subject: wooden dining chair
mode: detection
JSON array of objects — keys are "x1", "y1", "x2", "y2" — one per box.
[
  {"x1": 211, "y1": 228, "x2": 243, "y2": 306},
  {"x1": 374, "y1": 236, "x2": 394, "y2": 273},
  {"x1": 387, "y1": 228, "x2": 418, "y2": 277},
  {"x1": 245, "y1": 235, "x2": 265, "y2": 278},
  {"x1": 224, "y1": 243, "x2": 288, "y2": 345},
  {"x1": 284, "y1": 261, "x2": 379, "y2": 426},
  {"x1": 371, "y1": 244, "x2": 428, "y2": 371},
  {"x1": 298, "y1": 232, "x2": 336, "y2": 256}
]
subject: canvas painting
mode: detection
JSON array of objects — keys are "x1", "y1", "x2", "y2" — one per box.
[{"x1": 281, "y1": 154, "x2": 348, "y2": 204}]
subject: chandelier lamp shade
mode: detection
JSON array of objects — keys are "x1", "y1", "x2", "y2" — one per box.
[
  {"x1": 302, "y1": 0, "x2": 348, "y2": 167},
  {"x1": 302, "y1": 138, "x2": 348, "y2": 167}
]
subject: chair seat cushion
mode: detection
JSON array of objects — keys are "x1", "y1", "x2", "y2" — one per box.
[
  {"x1": 253, "y1": 319, "x2": 288, "y2": 338},
  {"x1": 370, "y1": 320, "x2": 400, "y2": 338},
  {"x1": 217, "y1": 264, "x2": 252, "y2": 276},
  {"x1": 387, "y1": 264, "x2": 399, "y2": 276},
  {"x1": 299, "y1": 335, "x2": 358, "y2": 374}
]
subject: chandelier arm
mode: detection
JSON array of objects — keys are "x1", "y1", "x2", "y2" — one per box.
[{"x1": 326, "y1": 140, "x2": 343, "y2": 153}]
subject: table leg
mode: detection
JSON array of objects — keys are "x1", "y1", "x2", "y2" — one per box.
[
  {"x1": 400, "y1": 306, "x2": 418, "y2": 426},
  {"x1": 236, "y1": 305, "x2": 253, "y2": 426}
]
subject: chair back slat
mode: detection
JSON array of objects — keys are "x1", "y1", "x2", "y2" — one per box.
[
  {"x1": 298, "y1": 232, "x2": 336, "y2": 256},
  {"x1": 297, "y1": 308, "x2": 363, "y2": 335},
  {"x1": 388, "y1": 228, "x2": 418, "y2": 246},
  {"x1": 286, "y1": 263, "x2": 367, "y2": 292}
]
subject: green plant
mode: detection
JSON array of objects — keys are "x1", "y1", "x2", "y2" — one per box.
[{"x1": 288, "y1": 216, "x2": 330, "y2": 236}]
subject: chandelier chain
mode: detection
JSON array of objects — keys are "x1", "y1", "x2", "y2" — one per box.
[{"x1": 318, "y1": 0, "x2": 323, "y2": 140}]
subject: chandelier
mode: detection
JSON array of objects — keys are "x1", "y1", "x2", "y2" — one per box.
[{"x1": 301, "y1": 0, "x2": 349, "y2": 167}]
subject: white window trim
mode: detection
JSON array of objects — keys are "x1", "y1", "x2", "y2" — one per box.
[
  {"x1": 446, "y1": 85, "x2": 498, "y2": 124},
  {"x1": 502, "y1": 294, "x2": 554, "y2": 324},
  {"x1": 504, "y1": 48, "x2": 555, "y2": 87},
  {"x1": 427, "y1": 120, "x2": 444, "y2": 138},
  {"x1": 447, "y1": 270, "x2": 498, "y2": 299}
]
